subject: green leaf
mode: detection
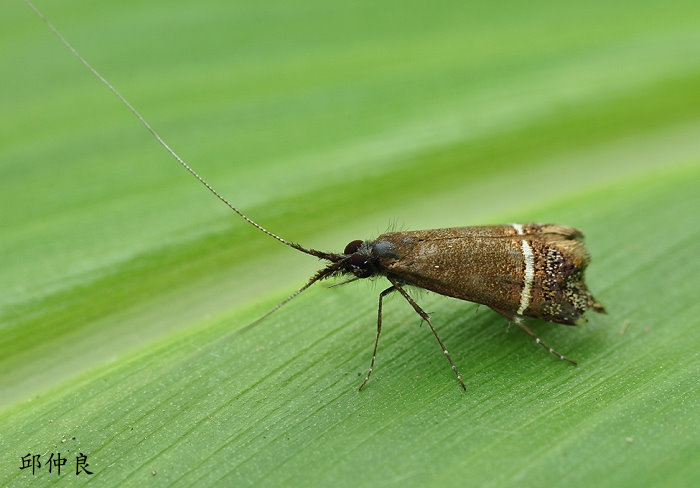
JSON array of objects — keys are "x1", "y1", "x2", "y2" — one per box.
[{"x1": 2, "y1": 1, "x2": 698, "y2": 487}]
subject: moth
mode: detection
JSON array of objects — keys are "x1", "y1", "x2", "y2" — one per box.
[
  {"x1": 289, "y1": 223, "x2": 605, "y2": 390},
  {"x1": 27, "y1": 0, "x2": 605, "y2": 391}
]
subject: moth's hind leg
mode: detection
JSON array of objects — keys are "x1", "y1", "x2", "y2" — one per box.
[{"x1": 495, "y1": 310, "x2": 578, "y2": 366}]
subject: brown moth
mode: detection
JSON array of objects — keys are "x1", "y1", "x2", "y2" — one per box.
[
  {"x1": 334, "y1": 224, "x2": 606, "y2": 389},
  {"x1": 27, "y1": 0, "x2": 605, "y2": 391}
]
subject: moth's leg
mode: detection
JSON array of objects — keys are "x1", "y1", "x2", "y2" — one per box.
[
  {"x1": 359, "y1": 285, "x2": 396, "y2": 391},
  {"x1": 387, "y1": 277, "x2": 466, "y2": 391},
  {"x1": 496, "y1": 310, "x2": 577, "y2": 366}
]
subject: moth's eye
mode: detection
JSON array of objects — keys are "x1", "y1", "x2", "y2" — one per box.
[
  {"x1": 349, "y1": 253, "x2": 368, "y2": 267},
  {"x1": 344, "y1": 239, "x2": 363, "y2": 255}
]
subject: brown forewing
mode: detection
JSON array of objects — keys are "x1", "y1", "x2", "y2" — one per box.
[
  {"x1": 373, "y1": 224, "x2": 602, "y2": 325},
  {"x1": 374, "y1": 226, "x2": 527, "y2": 313}
]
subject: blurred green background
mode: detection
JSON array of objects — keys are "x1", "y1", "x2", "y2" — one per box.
[{"x1": 1, "y1": 0, "x2": 699, "y2": 486}]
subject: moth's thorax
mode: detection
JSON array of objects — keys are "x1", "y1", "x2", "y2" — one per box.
[{"x1": 368, "y1": 239, "x2": 397, "y2": 259}]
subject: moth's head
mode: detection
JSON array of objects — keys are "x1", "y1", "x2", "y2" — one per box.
[{"x1": 341, "y1": 239, "x2": 376, "y2": 278}]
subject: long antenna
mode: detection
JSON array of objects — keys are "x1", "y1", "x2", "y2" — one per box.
[{"x1": 23, "y1": 0, "x2": 327, "y2": 259}]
